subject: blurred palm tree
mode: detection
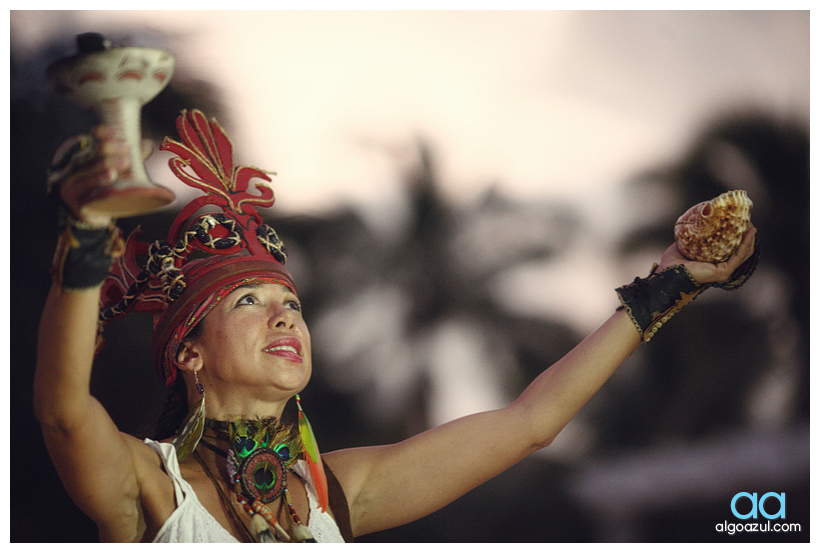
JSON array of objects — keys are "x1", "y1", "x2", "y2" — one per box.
[
  {"x1": 610, "y1": 111, "x2": 808, "y2": 446},
  {"x1": 569, "y1": 112, "x2": 811, "y2": 541},
  {"x1": 274, "y1": 144, "x2": 585, "y2": 447}
]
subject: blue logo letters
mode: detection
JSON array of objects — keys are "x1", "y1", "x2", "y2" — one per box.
[
  {"x1": 731, "y1": 492, "x2": 786, "y2": 520},
  {"x1": 759, "y1": 492, "x2": 786, "y2": 519},
  {"x1": 731, "y1": 492, "x2": 757, "y2": 519}
]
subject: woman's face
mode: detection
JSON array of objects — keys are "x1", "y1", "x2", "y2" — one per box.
[{"x1": 191, "y1": 281, "x2": 312, "y2": 403}]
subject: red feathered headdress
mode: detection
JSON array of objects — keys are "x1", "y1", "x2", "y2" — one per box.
[{"x1": 99, "y1": 109, "x2": 294, "y2": 386}]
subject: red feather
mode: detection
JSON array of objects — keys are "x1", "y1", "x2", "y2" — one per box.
[{"x1": 308, "y1": 455, "x2": 329, "y2": 513}]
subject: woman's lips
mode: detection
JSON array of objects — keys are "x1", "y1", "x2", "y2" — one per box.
[{"x1": 263, "y1": 337, "x2": 303, "y2": 362}]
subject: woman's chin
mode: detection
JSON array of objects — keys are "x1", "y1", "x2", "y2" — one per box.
[{"x1": 267, "y1": 371, "x2": 310, "y2": 397}]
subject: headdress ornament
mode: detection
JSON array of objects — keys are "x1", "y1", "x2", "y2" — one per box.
[{"x1": 98, "y1": 109, "x2": 293, "y2": 385}]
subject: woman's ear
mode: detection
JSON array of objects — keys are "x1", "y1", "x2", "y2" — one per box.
[{"x1": 174, "y1": 341, "x2": 203, "y2": 375}]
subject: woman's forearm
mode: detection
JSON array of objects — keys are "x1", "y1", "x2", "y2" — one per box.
[{"x1": 510, "y1": 308, "x2": 641, "y2": 450}]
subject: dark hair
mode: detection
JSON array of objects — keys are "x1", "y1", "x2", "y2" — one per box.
[
  {"x1": 152, "y1": 320, "x2": 204, "y2": 441},
  {"x1": 152, "y1": 376, "x2": 189, "y2": 441}
]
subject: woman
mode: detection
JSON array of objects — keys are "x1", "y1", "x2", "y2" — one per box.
[{"x1": 35, "y1": 111, "x2": 759, "y2": 542}]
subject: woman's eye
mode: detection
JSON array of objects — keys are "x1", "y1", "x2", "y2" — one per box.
[
  {"x1": 236, "y1": 294, "x2": 258, "y2": 306},
  {"x1": 286, "y1": 300, "x2": 302, "y2": 312}
]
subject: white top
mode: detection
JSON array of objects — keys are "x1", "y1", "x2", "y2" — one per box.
[{"x1": 144, "y1": 438, "x2": 345, "y2": 543}]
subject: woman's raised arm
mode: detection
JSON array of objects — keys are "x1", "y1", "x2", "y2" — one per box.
[
  {"x1": 33, "y1": 127, "x2": 171, "y2": 541},
  {"x1": 326, "y1": 226, "x2": 758, "y2": 538}
]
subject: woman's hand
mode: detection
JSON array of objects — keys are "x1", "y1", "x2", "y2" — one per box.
[
  {"x1": 656, "y1": 225, "x2": 758, "y2": 285},
  {"x1": 56, "y1": 125, "x2": 152, "y2": 228}
]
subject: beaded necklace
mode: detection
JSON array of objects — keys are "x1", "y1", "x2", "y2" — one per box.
[{"x1": 195, "y1": 418, "x2": 315, "y2": 542}]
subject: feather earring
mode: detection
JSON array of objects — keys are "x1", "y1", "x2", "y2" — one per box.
[
  {"x1": 296, "y1": 394, "x2": 329, "y2": 512},
  {"x1": 173, "y1": 372, "x2": 205, "y2": 462}
]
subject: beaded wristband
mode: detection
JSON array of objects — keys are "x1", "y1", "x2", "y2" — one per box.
[
  {"x1": 616, "y1": 264, "x2": 704, "y2": 342},
  {"x1": 51, "y1": 217, "x2": 124, "y2": 290}
]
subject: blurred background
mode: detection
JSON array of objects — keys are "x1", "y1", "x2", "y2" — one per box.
[{"x1": 10, "y1": 10, "x2": 809, "y2": 542}]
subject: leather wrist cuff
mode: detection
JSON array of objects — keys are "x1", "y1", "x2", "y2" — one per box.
[
  {"x1": 51, "y1": 221, "x2": 124, "y2": 290},
  {"x1": 616, "y1": 264, "x2": 704, "y2": 342}
]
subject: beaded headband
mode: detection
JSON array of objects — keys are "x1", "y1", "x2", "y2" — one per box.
[{"x1": 99, "y1": 109, "x2": 294, "y2": 385}]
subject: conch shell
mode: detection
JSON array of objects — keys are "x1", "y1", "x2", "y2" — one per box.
[{"x1": 674, "y1": 190, "x2": 753, "y2": 263}]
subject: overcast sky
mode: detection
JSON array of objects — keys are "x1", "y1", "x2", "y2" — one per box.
[
  {"x1": 11, "y1": 10, "x2": 808, "y2": 209},
  {"x1": 10, "y1": 9, "x2": 810, "y2": 330}
]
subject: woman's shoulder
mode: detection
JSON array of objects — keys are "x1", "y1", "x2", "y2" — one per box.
[
  {"x1": 128, "y1": 436, "x2": 172, "y2": 471},
  {"x1": 135, "y1": 437, "x2": 192, "y2": 500}
]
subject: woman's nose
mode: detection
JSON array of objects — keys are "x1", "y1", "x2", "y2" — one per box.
[{"x1": 269, "y1": 304, "x2": 294, "y2": 329}]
